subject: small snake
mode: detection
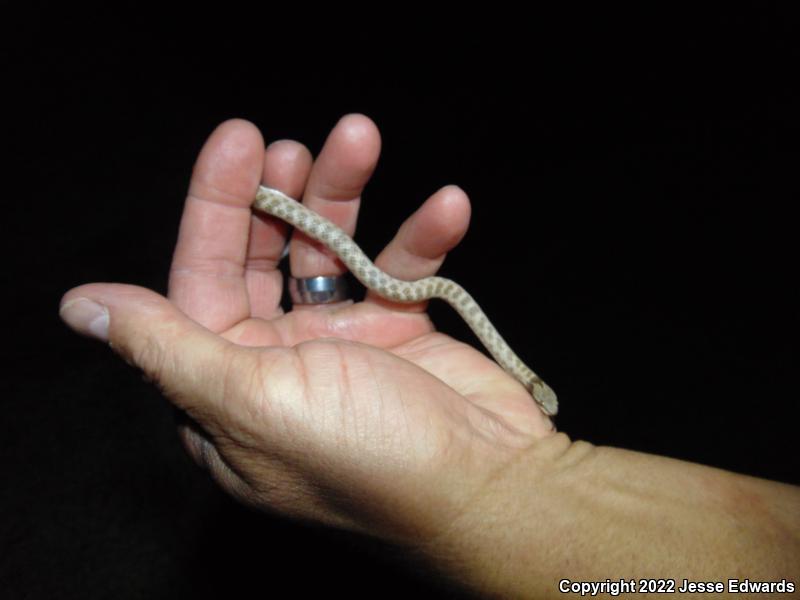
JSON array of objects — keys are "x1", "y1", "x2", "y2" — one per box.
[{"x1": 253, "y1": 186, "x2": 558, "y2": 416}]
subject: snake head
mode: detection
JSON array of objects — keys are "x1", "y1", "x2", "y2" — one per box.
[{"x1": 531, "y1": 380, "x2": 558, "y2": 416}]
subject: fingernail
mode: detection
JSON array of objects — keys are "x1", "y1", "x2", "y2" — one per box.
[{"x1": 59, "y1": 297, "x2": 109, "y2": 342}]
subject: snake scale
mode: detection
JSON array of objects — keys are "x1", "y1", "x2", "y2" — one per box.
[{"x1": 254, "y1": 186, "x2": 558, "y2": 416}]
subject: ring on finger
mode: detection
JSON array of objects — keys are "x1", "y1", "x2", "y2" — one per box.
[{"x1": 289, "y1": 275, "x2": 350, "y2": 305}]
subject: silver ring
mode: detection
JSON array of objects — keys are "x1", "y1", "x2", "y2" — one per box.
[{"x1": 289, "y1": 276, "x2": 350, "y2": 305}]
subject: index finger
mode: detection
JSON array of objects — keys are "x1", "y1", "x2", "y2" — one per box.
[{"x1": 167, "y1": 119, "x2": 265, "y2": 331}]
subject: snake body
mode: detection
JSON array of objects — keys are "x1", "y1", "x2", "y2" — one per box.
[{"x1": 254, "y1": 186, "x2": 558, "y2": 416}]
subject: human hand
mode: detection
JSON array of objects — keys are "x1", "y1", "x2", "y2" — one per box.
[{"x1": 59, "y1": 115, "x2": 556, "y2": 546}]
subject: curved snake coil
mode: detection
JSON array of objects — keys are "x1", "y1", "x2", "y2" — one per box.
[{"x1": 254, "y1": 186, "x2": 558, "y2": 416}]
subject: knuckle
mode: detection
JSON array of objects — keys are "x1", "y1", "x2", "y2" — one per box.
[{"x1": 131, "y1": 334, "x2": 172, "y2": 386}]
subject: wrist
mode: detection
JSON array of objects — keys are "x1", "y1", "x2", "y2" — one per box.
[{"x1": 415, "y1": 432, "x2": 586, "y2": 598}]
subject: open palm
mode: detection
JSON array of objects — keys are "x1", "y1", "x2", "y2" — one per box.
[{"x1": 169, "y1": 114, "x2": 551, "y2": 428}]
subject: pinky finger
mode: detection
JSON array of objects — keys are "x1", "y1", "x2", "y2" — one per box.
[{"x1": 365, "y1": 185, "x2": 471, "y2": 311}]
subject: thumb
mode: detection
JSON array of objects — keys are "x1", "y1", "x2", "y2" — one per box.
[{"x1": 59, "y1": 283, "x2": 240, "y2": 418}]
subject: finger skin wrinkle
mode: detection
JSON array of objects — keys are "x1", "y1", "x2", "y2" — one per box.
[
  {"x1": 172, "y1": 195, "x2": 252, "y2": 274},
  {"x1": 302, "y1": 195, "x2": 362, "y2": 234},
  {"x1": 310, "y1": 181, "x2": 364, "y2": 203},
  {"x1": 291, "y1": 239, "x2": 347, "y2": 270},
  {"x1": 188, "y1": 179, "x2": 257, "y2": 209},
  {"x1": 182, "y1": 192, "x2": 252, "y2": 233},
  {"x1": 243, "y1": 256, "x2": 280, "y2": 273},
  {"x1": 170, "y1": 264, "x2": 245, "y2": 280},
  {"x1": 389, "y1": 244, "x2": 445, "y2": 276}
]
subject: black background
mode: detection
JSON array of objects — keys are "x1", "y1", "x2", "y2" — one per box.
[{"x1": 3, "y1": 8, "x2": 798, "y2": 598}]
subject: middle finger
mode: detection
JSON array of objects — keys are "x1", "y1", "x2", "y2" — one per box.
[{"x1": 289, "y1": 114, "x2": 381, "y2": 291}]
